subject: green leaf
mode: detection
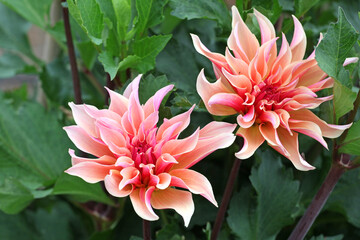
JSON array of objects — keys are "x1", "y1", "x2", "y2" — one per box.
[
  {"x1": 169, "y1": 0, "x2": 231, "y2": 28},
  {"x1": 138, "y1": 74, "x2": 171, "y2": 104},
  {"x1": 227, "y1": 152, "x2": 301, "y2": 240},
  {"x1": 0, "y1": 52, "x2": 36, "y2": 78},
  {"x1": 0, "y1": 211, "x2": 40, "y2": 240},
  {"x1": 0, "y1": 99, "x2": 72, "y2": 213},
  {"x1": 133, "y1": 34, "x2": 172, "y2": 73},
  {"x1": 294, "y1": 0, "x2": 320, "y2": 17},
  {"x1": 99, "y1": 52, "x2": 141, "y2": 79},
  {"x1": 0, "y1": 4, "x2": 39, "y2": 63},
  {"x1": 52, "y1": 173, "x2": 114, "y2": 205},
  {"x1": 252, "y1": 0, "x2": 282, "y2": 23},
  {"x1": 67, "y1": 0, "x2": 104, "y2": 45},
  {"x1": 333, "y1": 80, "x2": 356, "y2": 122},
  {"x1": 326, "y1": 168, "x2": 360, "y2": 228},
  {"x1": 315, "y1": 8, "x2": 359, "y2": 88},
  {"x1": 339, "y1": 120, "x2": 360, "y2": 155},
  {"x1": 0, "y1": 0, "x2": 52, "y2": 29},
  {"x1": 76, "y1": 41, "x2": 98, "y2": 69},
  {"x1": 309, "y1": 234, "x2": 344, "y2": 240},
  {"x1": 0, "y1": 179, "x2": 34, "y2": 214},
  {"x1": 112, "y1": 0, "x2": 131, "y2": 40}
]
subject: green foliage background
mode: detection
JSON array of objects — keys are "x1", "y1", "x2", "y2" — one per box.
[{"x1": 0, "y1": 0, "x2": 359, "y2": 239}]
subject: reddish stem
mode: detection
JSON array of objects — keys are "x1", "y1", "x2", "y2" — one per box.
[
  {"x1": 143, "y1": 219, "x2": 151, "y2": 240},
  {"x1": 211, "y1": 158, "x2": 242, "y2": 240},
  {"x1": 61, "y1": 0, "x2": 82, "y2": 104},
  {"x1": 288, "y1": 162, "x2": 346, "y2": 240}
]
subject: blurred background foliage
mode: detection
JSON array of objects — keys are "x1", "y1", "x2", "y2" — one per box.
[{"x1": 0, "y1": 0, "x2": 359, "y2": 239}]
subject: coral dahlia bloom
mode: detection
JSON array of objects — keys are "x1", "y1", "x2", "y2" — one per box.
[
  {"x1": 191, "y1": 7, "x2": 356, "y2": 170},
  {"x1": 64, "y1": 75, "x2": 236, "y2": 226}
]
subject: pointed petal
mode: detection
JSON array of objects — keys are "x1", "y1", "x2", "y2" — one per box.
[
  {"x1": 69, "y1": 102, "x2": 97, "y2": 137},
  {"x1": 170, "y1": 169, "x2": 217, "y2": 207},
  {"x1": 259, "y1": 123, "x2": 288, "y2": 155},
  {"x1": 290, "y1": 109, "x2": 352, "y2": 138},
  {"x1": 151, "y1": 188, "x2": 194, "y2": 227},
  {"x1": 208, "y1": 92, "x2": 244, "y2": 112},
  {"x1": 162, "y1": 128, "x2": 200, "y2": 156},
  {"x1": 272, "y1": 129, "x2": 315, "y2": 171},
  {"x1": 69, "y1": 149, "x2": 116, "y2": 165},
  {"x1": 143, "y1": 85, "x2": 174, "y2": 117},
  {"x1": 254, "y1": 9, "x2": 275, "y2": 44},
  {"x1": 235, "y1": 125, "x2": 265, "y2": 159},
  {"x1": 130, "y1": 187, "x2": 158, "y2": 221},
  {"x1": 289, "y1": 120, "x2": 328, "y2": 149},
  {"x1": 290, "y1": 15, "x2": 307, "y2": 62},
  {"x1": 65, "y1": 162, "x2": 113, "y2": 183},
  {"x1": 64, "y1": 126, "x2": 112, "y2": 157},
  {"x1": 105, "y1": 87, "x2": 129, "y2": 116},
  {"x1": 123, "y1": 74, "x2": 142, "y2": 100}
]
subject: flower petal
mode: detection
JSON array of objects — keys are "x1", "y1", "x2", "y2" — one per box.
[
  {"x1": 69, "y1": 149, "x2": 116, "y2": 165},
  {"x1": 130, "y1": 187, "x2": 158, "y2": 221},
  {"x1": 254, "y1": 9, "x2": 275, "y2": 44},
  {"x1": 143, "y1": 85, "x2": 174, "y2": 117},
  {"x1": 208, "y1": 92, "x2": 244, "y2": 112},
  {"x1": 106, "y1": 87, "x2": 129, "y2": 116},
  {"x1": 123, "y1": 74, "x2": 142, "y2": 100},
  {"x1": 151, "y1": 188, "x2": 194, "y2": 227},
  {"x1": 170, "y1": 169, "x2": 217, "y2": 207},
  {"x1": 104, "y1": 169, "x2": 133, "y2": 197},
  {"x1": 235, "y1": 125, "x2": 265, "y2": 159},
  {"x1": 64, "y1": 126, "x2": 112, "y2": 157},
  {"x1": 69, "y1": 102, "x2": 97, "y2": 137},
  {"x1": 271, "y1": 128, "x2": 315, "y2": 171},
  {"x1": 290, "y1": 15, "x2": 307, "y2": 62},
  {"x1": 65, "y1": 161, "x2": 113, "y2": 183},
  {"x1": 162, "y1": 128, "x2": 200, "y2": 156},
  {"x1": 290, "y1": 109, "x2": 352, "y2": 138}
]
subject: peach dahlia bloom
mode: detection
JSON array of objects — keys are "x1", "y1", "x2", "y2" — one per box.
[
  {"x1": 64, "y1": 75, "x2": 236, "y2": 226},
  {"x1": 191, "y1": 7, "x2": 356, "y2": 171}
]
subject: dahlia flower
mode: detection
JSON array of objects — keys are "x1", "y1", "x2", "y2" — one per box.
[
  {"x1": 191, "y1": 7, "x2": 356, "y2": 170},
  {"x1": 64, "y1": 75, "x2": 236, "y2": 226}
]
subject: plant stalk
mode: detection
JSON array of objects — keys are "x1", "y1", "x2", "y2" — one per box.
[
  {"x1": 288, "y1": 162, "x2": 346, "y2": 240},
  {"x1": 61, "y1": 0, "x2": 82, "y2": 104},
  {"x1": 143, "y1": 219, "x2": 151, "y2": 240},
  {"x1": 211, "y1": 158, "x2": 242, "y2": 240}
]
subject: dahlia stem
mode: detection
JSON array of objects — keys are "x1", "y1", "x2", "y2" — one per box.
[
  {"x1": 288, "y1": 161, "x2": 346, "y2": 240},
  {"x1": 143, "y1": 219, "x2": 151, "y2": 240},
  {"x1": 211, "y1": 158, "x2": 242, "y2": 240},
  {"x1": 61, "y1": 0, "x2": 82, "y2": 104}
]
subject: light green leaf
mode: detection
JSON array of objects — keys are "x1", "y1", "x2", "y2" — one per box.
[
  {"x1": 169, "y1": 0, "x2": 231, "y2": 28},
  {"x1": 67, "y1": 0, "x2": 104, "y2": 45},
  {"x1": 333, "y1": 80, "x2": 356, "y2": 122},
  {"x1": 227, "y1": 152, "x2": 301, "y2": 240},
  {"x1": 0, "y1": 0, "x2": 52, "y2": 29},
  {"x1": 99, "y1": 52, "x2": 141, "y2": 79},
  {"x1": 326, "y1": 168, "x2": 360, "y2": 228},
  {"x1": 133, "y1": 34, "x2": 172, "y2": 73},
  {"x1": 0, "y1": 4, "x2": 39, "y2": 63},
  {"x1": 315, "y1": 8, "x2": 359, "y2": 88},
  {"x1": 339, "y1": 120, "x2": 360, "y2": 155},
  {"x1": 53, "y1": 173, "x2": 114, "y2": 205},
  {"x1": 112, "y1": 0, "x2": 131, "y2": 40}
]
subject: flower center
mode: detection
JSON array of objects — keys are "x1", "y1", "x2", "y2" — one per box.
[{"x1": 130, "y1": 136, "x2": 157, "y2": 168}]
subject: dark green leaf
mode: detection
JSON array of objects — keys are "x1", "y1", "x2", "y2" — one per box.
[
  {"x1": 339, "y1": 120, "x2": 360, "y2": 155},
  {"x1": 138, "y1": 74, "x2": 171, "y2": 104},
  {"x1": 252, "y1": 0, "x2": 282, "y2": 23},
  {"x1": 0, "y1": 179, "x2": 34, "y2": 214},
  {"x1": 309, "y1": 234, "x2": 344, "y2": 240},
  {"x1": 76, "y1": 41, "x2": 98, "y2": 69},
  {"x1": 333, "y1": 80, "x2": 356, "y2": 122},
  {"x1": 133, "y1": 35, "x2": 172, "y2": 73},
  {"x1": 0, "y1": 52, "x2": 36, "y2": 78},
  {"x1": 227, "y1": 152, "x2": 301, "y2": 240},
  {"x1": 169, "y1": 0, "x2": 231, "y2": 28},
  {"x1": 326, "y1": 168, "x2": 360, "y2": 228},
  {"x1": 315, "y1": 8, "x2": 359, "y2": 88},
  {"x1": 67, "y1": 0, "x2": 104, "y2": 45},
  {"x1": 0, "y1": 0, "x2": 52, "y2": 29},
  {"x1": 53, "y1": 173, "x2": 114, "y2": 205},
  {"x1": 294, "y1": 0, "x2": 320, "y2": 17}
]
